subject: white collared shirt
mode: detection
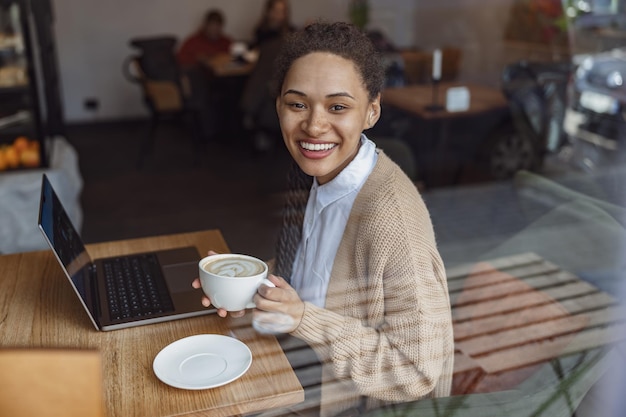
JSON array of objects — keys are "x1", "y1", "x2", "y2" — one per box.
[{"x1": 290, "y1": 135, "x2": 378, "y2": 307}]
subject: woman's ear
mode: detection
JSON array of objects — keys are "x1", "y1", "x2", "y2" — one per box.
[{"x1": 365, "y1": 94, "x2": 382, "y2": 130}]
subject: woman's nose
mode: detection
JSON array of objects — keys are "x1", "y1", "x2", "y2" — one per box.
[{"x1": 301, "y1": 109, "x2": 330, "y2": 137}]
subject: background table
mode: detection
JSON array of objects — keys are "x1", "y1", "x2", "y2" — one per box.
[
  {"x1": 206, "y1": 53, "x2": 255, "y2": 78},
  {"x1": 0, "y1": 229, "x2": 303, "y2": 417},
  {"x1": 382, "y1": 82, "x2": 508, "y2": 120},
  {"x1": 380, "y1": 82, "x2": 511, "y2": 186}
]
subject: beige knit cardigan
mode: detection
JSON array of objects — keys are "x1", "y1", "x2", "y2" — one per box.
[{"x1": 290, "y1": 151, "x2": 454, "y2": 417}]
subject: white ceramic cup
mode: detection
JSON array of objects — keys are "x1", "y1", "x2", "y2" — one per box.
[{"x1": 199, "y1": 254, "x2": 273, "y2": 311}]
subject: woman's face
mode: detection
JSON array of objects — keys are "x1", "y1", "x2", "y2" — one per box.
[
  {"x1": 267, "y1": 1, "x2": 287, "y2": 28},
  {"x1": 276, "y1": 52, "x2": 381, "y2": 184}
]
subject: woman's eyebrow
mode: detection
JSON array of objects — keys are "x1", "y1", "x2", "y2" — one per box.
[
  {"x1": 327, "y1": 92, "x2": 355, "y2": 100},
  {"x1": 283, "y1": 89, "x2": 306, "y2": 97},
  {"x1": 282, "y1": 89, "x2": 356, "y2": 100}
]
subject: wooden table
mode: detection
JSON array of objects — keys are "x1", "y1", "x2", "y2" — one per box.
[
  {"x1": 382, "y1": 82, "x2": 508, "y2": 120},
  {"x1": 0, "y1": 229, "x2": 304, "y2": 417},
  {"x1": 205, "y1": 53, "x2": 255, "y2": 78}
]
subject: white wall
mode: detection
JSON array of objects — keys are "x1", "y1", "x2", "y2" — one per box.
[
  {"x1": 52, "y1": 0, "x2": 351, "y2": 122},
  {"x1": 411, "y1": 0, "x2": 516, "y2": 87},
  {"x1": 368, "y1": 0, "x2": 418, "y2": 48},
  {"x1": 52, "y1": 0, "x2": 518, "y2": 122}
]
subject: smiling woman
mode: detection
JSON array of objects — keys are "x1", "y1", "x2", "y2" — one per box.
[
  {"x1": 270, "y1": 22, "x2": 453, "y2": 416},
  {"x1": 194, "y1": 21, "x2": 454, "y2": 417}
]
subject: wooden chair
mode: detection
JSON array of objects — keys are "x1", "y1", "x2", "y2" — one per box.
[
  {"x1": 399, "y1": 50, "x2": 431, "y2": 85},
  {"x1": 124, "y1": 37, "x2": 205, "y2": 167},
  {"x1": 0, "y1": 348, "x2": 104, "y2": 417},
  {"x1": 370, "y1": 136, "x2": 418, "y2": 182},
  {"x1": 362, "y1": 251, "x2": 622, "y2": 417},
  {"x1": 400, "y1": 47, "x2": 463, "y2": 84}
]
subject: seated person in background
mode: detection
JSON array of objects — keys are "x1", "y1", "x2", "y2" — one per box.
[
  {"x1": 240, "y1": 36, "x2": 285, "y2": 153},
  {"x1": 195, "y1": 21, "x2": 454, "y2": 416},
  {"x1": 251, "y1": 0, "x2": 295, "y2": 49},
  {"x1": 176, "y1": 9, "x2": 232, "y2": 69},
  {"x1": 241, "y1": 0, "x2": 296, "y2": 152}
]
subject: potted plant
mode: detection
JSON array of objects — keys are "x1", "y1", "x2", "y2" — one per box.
[{"x1": 349, "y1": 0, "x2": 369, "y2": 30}]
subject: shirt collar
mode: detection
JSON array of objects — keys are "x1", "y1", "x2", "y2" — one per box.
[{"x1": 312, "y1": 135, "x2": 377, "y2": 208}]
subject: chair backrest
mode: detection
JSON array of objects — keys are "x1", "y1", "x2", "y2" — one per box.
[
  {"x1": 399, "y1": 50, "x2": 431, "y2": 85},
  {"x1": 371, "y1": 136, "x2": 418, "y2": 181},
  {"x1": 124, "y1": 36, "x2": 186, "y2": 113},
  {"x1": 0, "y1": 348, "x2": 104, "y2": 417},
  {"x1": 400, "y1": 47, "x2": 463, "y2": 84},
  {"x1": 129, "y1": 36, "x2": 179, "y2": 82}
]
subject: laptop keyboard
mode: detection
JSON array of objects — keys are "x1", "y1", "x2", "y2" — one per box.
[{"x1": 102, "y1": 254, "x2": 174, "y2": 321}]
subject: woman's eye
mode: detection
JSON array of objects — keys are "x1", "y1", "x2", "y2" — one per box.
[
  {"x1": 289, "y1": 102, "x2": 306, "y2": 110},
  {"x1": 330, "y1": 104, "x2": 346, "y2": 112}
]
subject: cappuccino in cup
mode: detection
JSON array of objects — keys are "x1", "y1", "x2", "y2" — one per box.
[
  {"x1": 198, "y1": 254, "x2": 271, "y2": 311},
  {"x1": 202, "y1": 256, "x2": 265, "y2": 278}
]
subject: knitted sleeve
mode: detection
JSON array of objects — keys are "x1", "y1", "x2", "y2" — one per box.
[{"x1": 291, "y1": 158, "x2": 453, "y2": 402}]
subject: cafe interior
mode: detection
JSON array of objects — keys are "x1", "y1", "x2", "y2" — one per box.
[{"x1": 1, "y1": 0, "x2": 626, "y2": 416}]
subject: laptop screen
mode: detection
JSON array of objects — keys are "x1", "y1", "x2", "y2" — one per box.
[{"x1": 38, "y1": 175, "x2": 98, "y2": 322}]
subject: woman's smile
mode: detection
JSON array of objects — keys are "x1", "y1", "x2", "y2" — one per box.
[
  {"x1": 297, "y1": 140, "x2": 338, "y2": 160},
  {"x1": 299, "y1": 141, "x2": 337, "y2": 152}
]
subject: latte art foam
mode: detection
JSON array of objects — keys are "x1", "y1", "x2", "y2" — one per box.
[{"x1": 203, "y1": 257, "x2": 265, "y2": 278}]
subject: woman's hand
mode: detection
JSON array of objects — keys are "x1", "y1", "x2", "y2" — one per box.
[
  {"x1": 253, "y1": 274, "x2": 305, "y2": 333},
  {"x1": 191, "y1": 250, "x2": 246, "y2": 318}
]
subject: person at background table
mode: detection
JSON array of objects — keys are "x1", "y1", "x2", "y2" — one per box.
[
  {"x1": 250, "y1": 0, "x2": 295, "y2": 49},
  {"x1": 176, "y1": 9, "x2": 232, "y2": 69},
  {"x1": 195, "y1": 21, "x2": 453, "y2": 416},
  {"x1": 241, "y1": 0, "x2": 296, "y2": 152}
]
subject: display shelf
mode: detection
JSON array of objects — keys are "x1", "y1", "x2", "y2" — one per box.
[
  {"x1": 0, "y1": 124, "x2": 36, "y2": 141},
  {"x1": 0, "y1": 84, "x2": 31, "y2": 113},
  {"x1": 0, "y1": 109, "x2": 30, "y2": 129},
  {"x1": 0, "y1": 0, "x2": 55, "y2": 172}
]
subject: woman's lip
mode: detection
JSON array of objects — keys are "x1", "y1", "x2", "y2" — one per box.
[{"x1": 297, "y1": 141, "x2": 337, "y2": 159}]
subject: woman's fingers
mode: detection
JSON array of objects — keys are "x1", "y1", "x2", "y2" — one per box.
[
  {"x1": 253, "y1": 273, "x2": 305, "y2": 331},
  {"x1": 216, "y1": 308, "x2": 245, "y2": 318}
]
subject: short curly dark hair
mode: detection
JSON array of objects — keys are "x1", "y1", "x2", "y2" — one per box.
[{"x1": 272, "y1": 21, "x2": 385, "y2": 101}]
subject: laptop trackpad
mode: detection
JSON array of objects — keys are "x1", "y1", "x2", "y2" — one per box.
[{"x1": 162, "y1": 262, "x2": 199, "y2": 293}]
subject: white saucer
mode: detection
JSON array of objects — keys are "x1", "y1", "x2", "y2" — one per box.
[{"x1": 153, "y1": 334, "x2": 252, "y2": 390}]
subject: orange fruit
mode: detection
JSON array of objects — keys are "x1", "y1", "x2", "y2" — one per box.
[
  {"x1": 13, "y1": 136, "x2": 30, "y2": 153},
  {"x1": 28, "y1": 139, "x2": 40, "y2": 152},
  {"x1": 0, "y1": 149, "x2": 7, "y2": 171},
  {"x1": 20, "y1": 148, "x2": 40, "y2": 168},
  {"x1": 4, "y1": 146, "x2": 19, "y2": 168}
]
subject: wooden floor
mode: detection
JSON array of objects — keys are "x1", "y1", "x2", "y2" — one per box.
[{"x1": 65, "y1": 119, "x2": 292, "y2": 261}]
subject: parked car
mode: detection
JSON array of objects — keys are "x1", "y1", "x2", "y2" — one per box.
[
  {"x1": 564, "y1": 47, "x2": 626, "y2": 172},
  {"x1": 484, "y1": 60, "x2": 571, "y2": 179}
]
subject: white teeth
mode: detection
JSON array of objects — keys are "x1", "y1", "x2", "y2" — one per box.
[{"x1": 300, "y1": 142, "x2": 336, "y2": 151}]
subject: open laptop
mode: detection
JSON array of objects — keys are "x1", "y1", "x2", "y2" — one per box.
[{"x1": 37, "y1": 174, "x2": 215, "y2": 331}]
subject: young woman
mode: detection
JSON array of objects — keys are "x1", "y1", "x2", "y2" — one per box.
[
  {"x1": 251, "y1": 0, "x2": 294, "y2": 49},
  {"x1": 195, "y1": 21, "x2": 453, "y2": 417}
]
